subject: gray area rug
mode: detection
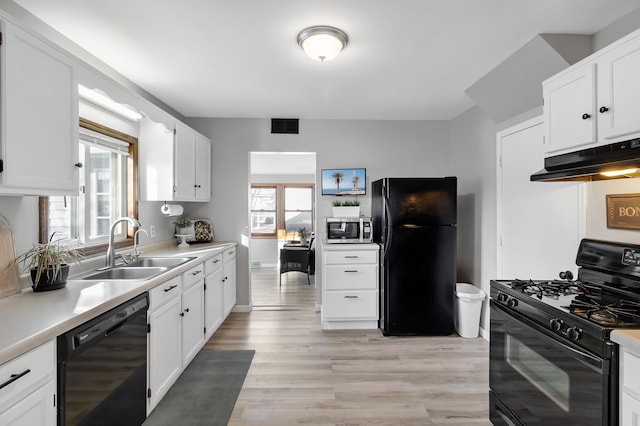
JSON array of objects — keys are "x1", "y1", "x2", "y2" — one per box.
[{"x1": 144, "y1": 349, "x2": 255, "y2": 426}]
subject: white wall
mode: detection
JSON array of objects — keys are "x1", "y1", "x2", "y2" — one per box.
[{"x1": 186, "y1": 117, "x2": 450, "y2": 309}]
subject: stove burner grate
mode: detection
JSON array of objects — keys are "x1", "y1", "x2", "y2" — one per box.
[
  {"x1": 510, "y1": 279, "x2": 584, "y2": 300},
  {"x1": 566, "y1": 297, "x2": 640, "y2": 327}
]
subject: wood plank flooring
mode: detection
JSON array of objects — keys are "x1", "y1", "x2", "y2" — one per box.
[{"x1": 203, "y1": 267, "x2": 491, "y2": 425}]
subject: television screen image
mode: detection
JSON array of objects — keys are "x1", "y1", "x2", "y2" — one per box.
[{"x1": 321, "y1": 168, "x2": 366, "y2": 195}]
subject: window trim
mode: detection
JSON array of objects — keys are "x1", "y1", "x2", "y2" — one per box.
[
  {"x1": 250, "y1": 183, "x2": 314, "y2": 239},
  {"x1": 39, "y1": 118, "x2": 138, "y2": 257}
]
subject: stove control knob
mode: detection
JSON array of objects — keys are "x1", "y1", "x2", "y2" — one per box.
[
  {"x1": 497, "y1": 292, "x2": 508, "y2": 303},
  {"x1": 507, "y1": 298, "x2": 518, "y2": 308},
  {"x1": 549, "y1": 318, "x2": 563, "y2": 331},
  {"x1": 566, "y1": 326, "x2": 582, "y2": 341}
]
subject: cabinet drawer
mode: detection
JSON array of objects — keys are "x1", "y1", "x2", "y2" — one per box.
[
  {"x1": 182, "y1": 263, "x2": 205, "y2": 289},
  {"x1": 223, "y1": 247, "x2": 236, "y2": 263},
  {"x1": 0, "y1": 340, "x2": 54, "y2": 410},
  {"x1": 323, "y1": 290, "x2": 377, "y2": 320},
  {"x1": 149, "y1": 276, "x2": 182, "y2": 310},
  {"x1": 623, "y1": 349, "x2": 640, "y2": 395},
  {"x1": 325, "y1": 250, "x2": 377, "y2": 265},
  {"x1": 204, "y1": 253, "x2": 223, "y2": 276},
  {"x1": 325, "y1": 264, "x2": 377, "y2": 290}
]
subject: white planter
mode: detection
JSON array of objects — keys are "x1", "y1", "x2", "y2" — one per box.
[{"x1": 332, "y1": 206, "x2": 360, "y2": 218}]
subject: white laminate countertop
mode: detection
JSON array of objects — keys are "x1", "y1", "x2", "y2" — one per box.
[
  {"x1": 0, "y1": 241, "x2": 236, "y2": 365},
  {"x1": 612, "y1": 329, "x2": 640, "y2": 354}
]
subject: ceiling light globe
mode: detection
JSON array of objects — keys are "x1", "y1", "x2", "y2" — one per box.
[{"x1": 298, "y1": 26, "x2": 348, "y2": 62}]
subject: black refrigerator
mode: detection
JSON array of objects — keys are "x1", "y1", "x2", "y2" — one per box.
[{"x1": 372, "y1": 177, "x2": 457, "y2": 336}]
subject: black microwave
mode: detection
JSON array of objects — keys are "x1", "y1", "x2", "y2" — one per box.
[{"x1": 325, "y1": 217, "x2": 373, "y2": 243}]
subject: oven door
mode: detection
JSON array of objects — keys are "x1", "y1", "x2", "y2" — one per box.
[{"x1": 490, "y1": 300, "x2": 612, "y2": 426}]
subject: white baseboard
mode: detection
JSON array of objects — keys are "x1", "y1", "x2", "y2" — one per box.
[
  {"x1": 479, "y1": 326, "x2": 489, "y2": 341},
  {"x1": 232, "y1": 304, "x2": 252, "y2": 312}
]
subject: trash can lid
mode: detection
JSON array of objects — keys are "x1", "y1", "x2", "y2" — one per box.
[{"x1": 456, "y1": 283, "x2": 486, "y2": 300}]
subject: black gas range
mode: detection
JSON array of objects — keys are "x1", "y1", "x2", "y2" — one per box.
[{"x1": 490, "y1": 239, "x2": 640, "y2": 426}]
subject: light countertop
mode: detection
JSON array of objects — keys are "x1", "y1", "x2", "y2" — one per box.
[
  {"x1": 0, "y1": 241, "x2": 235, "y2": 365},
  {"x1": 612, "y1": 329, "x2": 640, "y2": 354}
]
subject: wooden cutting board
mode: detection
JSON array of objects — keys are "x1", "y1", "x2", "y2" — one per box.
[{"x1": 0, "y1": 214, "x2": 21, "y2": 298}]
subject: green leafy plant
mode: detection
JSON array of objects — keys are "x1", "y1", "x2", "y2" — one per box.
[
  {"x1": 173, "y1": 217, "x2": 194, "y2": 228},
  {"x1": 298, "y1": 227, "x2": 309, "y2": 239},
  {"x1": 13, "y1": 233, "x2": 82, "y2": 286},
  {"x1": 332, "y1": 200, "x2": 360, "y2": 207}
]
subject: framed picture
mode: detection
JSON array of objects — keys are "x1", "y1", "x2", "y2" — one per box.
[{"x1": 321, "y1": 168, "x2": 366, "y2": 196}]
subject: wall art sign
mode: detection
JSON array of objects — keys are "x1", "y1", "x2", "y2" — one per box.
[{"x1": 606, "y1": 193, "x2": 640, "y2": 230}]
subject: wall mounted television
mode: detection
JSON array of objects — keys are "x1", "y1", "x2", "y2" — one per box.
[{"x1": 321, "y1": 168, "x2": 366, "y2": 196}]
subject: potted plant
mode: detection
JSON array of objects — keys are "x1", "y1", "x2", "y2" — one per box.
[
  {"x1": 332, "y1": 199, "x2": 360, "y2": 217},
  {"x1": 173, "y1": 217, "x2": 194, "y2": 236},
  {"x1": 14, "y1": 233, "x2": 82, "y2": 292},
  {"x1": 298, "y1": 227, "x2": 309, "y2": 245}
]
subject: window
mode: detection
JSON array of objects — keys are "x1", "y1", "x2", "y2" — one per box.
[
  {"x1": 250, "y1": 184, "x2": 314, "y2": 239},
  {"x1": 40, "y1": 118, "x2": 138, "y2": 253}
]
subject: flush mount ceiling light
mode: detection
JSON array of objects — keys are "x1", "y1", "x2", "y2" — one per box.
[{"x1": 297, "y1": 26, "x2": 348, "y2": 62}]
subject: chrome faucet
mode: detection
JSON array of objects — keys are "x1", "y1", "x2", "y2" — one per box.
[
  {"x1": 106, "y1": 217, "x2": 142, "y2": 268},
  {"x1": 132, "y1": 229, "x2": 149, "y2": 261}
]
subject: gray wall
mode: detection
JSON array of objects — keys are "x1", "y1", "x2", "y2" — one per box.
[{"x1": 186, "y1": 118, "x2": 450, "y2": 309}]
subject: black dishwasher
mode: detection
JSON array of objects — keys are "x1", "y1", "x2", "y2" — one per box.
[{"x1": 57, "y1": 292, "x2": 149, "y2": 426}]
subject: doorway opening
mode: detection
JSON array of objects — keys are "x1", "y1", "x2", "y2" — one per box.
[{"x1": 249, "y1": 152, "x2": 317, "y2": 310}]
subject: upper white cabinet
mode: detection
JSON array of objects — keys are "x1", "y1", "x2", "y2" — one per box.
[
  {"x1": 543, "y1": 30, "x2": 640, "y2": 154},
  {"x1": 139, "y1": 118, "x2": 211, "y2": 202},
  {"x1": 0, "y1": 20, "x2": 79, "y2": 195},
  {"x1": 174, "y1": 122, "x2": 211, "y2": 201}
]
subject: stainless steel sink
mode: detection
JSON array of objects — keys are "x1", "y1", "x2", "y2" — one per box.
[
  {"x1": 123, "y1": 256, "x2": 195, "y2": 269},
  {"x1": 82, "y1": 267, "x2": 167, "y2": 281}
]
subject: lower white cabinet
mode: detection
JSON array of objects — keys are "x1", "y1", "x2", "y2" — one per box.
[
  {"x1": 147, "y1": 276, "x2": 182, "y2": 412},
  {"x1": 620, "y1": 346, "x2": 640, "y2": 425},
  {"x1": 181, "y1": 278, "x2": 204, "y2": 368},
  {"x1": 204, "y1": 253, "x2": 224, "y2": 341},
  {"x1": 321, "y1": 243, "x2": 379, "y2": 330},
  {"x1": 0, "y1": 340, "x2": 56, "y2": 426},
  {"x1": 222, "y1": 247, "x2": 237, "y2": 317}
]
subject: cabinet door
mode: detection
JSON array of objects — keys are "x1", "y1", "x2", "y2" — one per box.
[
  {"x1": 148, "y1": 296, "x2": 182, "y2": 412},
  {"x1": 597, "y1": 38, "x2": 640, "y2": 142},
  {"x1": 2, "y1": 21, "x2": 78, "y2": 195},
  {"x1": 173, "y1": 122, "x2": 196, "y2": 201},
  {"x1": 0, "y1": 381, "x2": 55, "y2": 426},
  {"x1": 204, "y1": 269, "x2": 224, "y2": 340},
  {"x1": 543, "y1": 64, "x2": 596, "y2": 153},
  {"x1": 138, "y1": 117, "x2": 175, "y2": 201},
  {"x1": 223, "y1": 259, "x2": 236, "y2": 317},
  {"x1": 194, "y1": 134, "x2": 211, "y2": 201},
  {"x1": 621, "y1": 393, "x2": 640, "y2": 426},
  {"x1": 181, "y1": 281, "x2": 204, "y2": 368}
]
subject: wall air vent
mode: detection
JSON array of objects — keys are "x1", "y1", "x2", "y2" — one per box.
[{"x1": 271, "y1": 118, "x2": 299, "y2": 134}]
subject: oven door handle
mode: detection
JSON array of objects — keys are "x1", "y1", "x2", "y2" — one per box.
[{"x1": 492, "y1": 301, "x2": 604, "y2": 372}]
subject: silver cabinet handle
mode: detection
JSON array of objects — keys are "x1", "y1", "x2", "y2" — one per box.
[
  {"x1": 344, "y1": 255, "x2": 358, "y2": 258},
  {"x1": 344, "y1": 295, "x2": 359, "y2": 299},
  {"x1": 344, "y1": 270, "x2": 359, "y2": 273},
  {"x1": 0, "y1": 369, "x2": 30, "y2": 389}
]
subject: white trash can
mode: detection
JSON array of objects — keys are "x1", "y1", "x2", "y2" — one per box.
[{"x1": 454, "y1": 283, "x2": 486, "y2": 338}]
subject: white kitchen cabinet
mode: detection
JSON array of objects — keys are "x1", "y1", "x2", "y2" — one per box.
[
  {"x1": 147, "y1": 276, "x2": 182, "y2": 412},
  {"x1": 0, "y1": 340, "x2": 55, "y2": 426},
  {"x1": 0, "y1": 19, "x2": 79, "y2": 196},
  {"x1": 543, "y1": 29, "x2": 640, "y2": 154},
  {"x1": 180, "y1": 264, "x2": 205, "y2": 368},
  {"x1": 204, "y1": 252, "x2": 224, "y2": 341},
  {"x1": 620, "y1": 346, "x2": 640, "y2": 426},
  {"x1": 139, "y1": 117, "x2": 211, "y2": 202},
  {"x1": 222, "y1": 247, "x2": 237, "y2": 317},
  {"x1": 321, "y1": 243, "x2": 379, "y2": 330}
]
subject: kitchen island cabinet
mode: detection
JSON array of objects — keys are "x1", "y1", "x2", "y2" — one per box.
[
  {"x1": 543, "y1": 28, "x2": 640, "y2": 154},
  {"x1": 0, "y1": 19, "x2": 78, "y2": 196},
  {"x1": 320, "y1": 242, "x2": 379, "y2": 330}
]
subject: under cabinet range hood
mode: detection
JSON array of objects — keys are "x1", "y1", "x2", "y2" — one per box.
[{"x1": 530, "y1": 138, "x2": 640, "y2": 182}]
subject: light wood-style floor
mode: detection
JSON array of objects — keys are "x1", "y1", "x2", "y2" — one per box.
[{"x1": 203, "y1": 267, "x2": 491, "y2": 425}]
